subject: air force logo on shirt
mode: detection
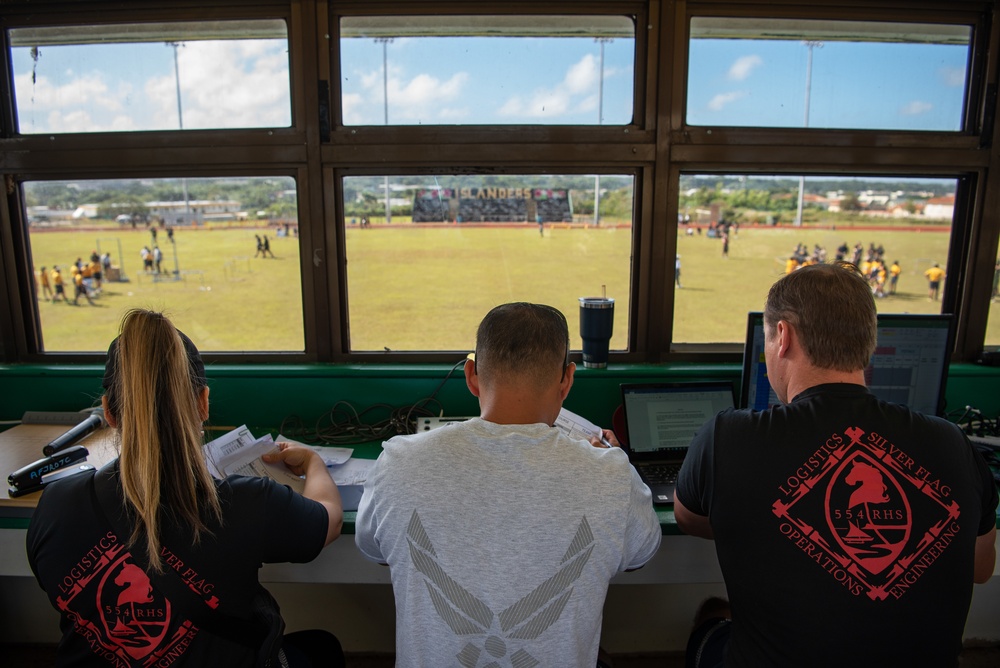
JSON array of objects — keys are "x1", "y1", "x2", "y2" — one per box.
[{"x1": 405, "y1": 510, "x2": 595, "y2": 667}]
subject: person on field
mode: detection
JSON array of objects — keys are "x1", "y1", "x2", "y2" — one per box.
[
  {"x1": 50, "y1": 266, "x2": 67, "y2": 303},
  {"x1": 925, "y1": 263, "x2": 946, "y2": 300},
  {"x1": 39, "y1": 266, "x2": 53, "y2": 301}
]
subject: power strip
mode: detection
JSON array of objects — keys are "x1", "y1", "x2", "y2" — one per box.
[
  {"x1": 416, "y1": 416, "x2": 474, "y2": 432},
  {"x1": 22, "y1": 411, "x2": 92, "y2": 426}
]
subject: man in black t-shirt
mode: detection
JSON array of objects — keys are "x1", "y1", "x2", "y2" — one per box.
[{"x1": 675, "y1": 262, "x2": 998, "y2": 668}]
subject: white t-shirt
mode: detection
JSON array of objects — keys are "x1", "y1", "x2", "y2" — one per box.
[{"x1": 356, "y1": 417, "x2": 661, "y2": 667}]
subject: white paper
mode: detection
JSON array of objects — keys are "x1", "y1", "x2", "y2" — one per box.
[
  {"x1": 555, "y1": 407, "x2": 609, "y2": 446},
  {"x1": 202, "y1": 425, "x2": 259, "y2": 478},
  {"x1": 277, "y1": 434, "x2": 353, "y2": 466},
  {"x1": 328, "y1": 458, "x2": 375, "y2": 486},
  {"x1": 203, "y1": 426, "x2": 306, "y2": 493}
]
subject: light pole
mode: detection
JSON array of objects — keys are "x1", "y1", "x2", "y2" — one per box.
[
  {"x1": 375, "y1": 37, "x2": 393, "y2": 224},
  {"x1": 169, "y1": 42, "x2": 191, "y2": 225},
  {"x1": 795, "y1": 41, "x2": 822, "y2": 227},
  {"x1": 594, "y1": 37, "x2": 612, "y2": 226}
]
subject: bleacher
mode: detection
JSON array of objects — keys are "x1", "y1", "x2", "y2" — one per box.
[
  {"x1": 458, "y1": 197, "x2": 528, "y2": 222},
  {"x1": 535, "y1": 197, "x2": 573, "y2": 223},
  {"x1": 412, "y1": 197, "x2": 451, "y2": 222},
  {"x1": 409, "y1": 187, "x2": 573, "y2": 223}
]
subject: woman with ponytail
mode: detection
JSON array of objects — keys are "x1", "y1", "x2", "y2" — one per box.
[{"x1": 28, "y1": 309, "x2": 344, "y2": 667}]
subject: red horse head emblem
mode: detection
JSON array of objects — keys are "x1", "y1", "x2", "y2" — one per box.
[
  {"x1": 826, "y1": 453, "x2": 911, "y2": 575},
  {"x1": 97, "y1": 555, "x2": 171, "y2": 660}
]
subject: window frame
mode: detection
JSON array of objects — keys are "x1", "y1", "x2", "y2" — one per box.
[{"x1": 0, "y1": 0, "x2": 997, "y2": 365}]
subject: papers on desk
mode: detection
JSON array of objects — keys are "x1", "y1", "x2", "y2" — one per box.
[
  {"x1": 276, "y1": 435, "x2": 375, "y2": 485},
  {"x1": 203, "y1": 426, "x2": 307, "y2": 493},
  {"x1": 203, "y1": 426, "x2": 374, "y2": 496}
]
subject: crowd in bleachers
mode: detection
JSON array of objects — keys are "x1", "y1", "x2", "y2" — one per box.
[
  {"x1": 409, "y1": 191, "x2": 573, "y2": 223},
  {"x1": 412, "y1": 198, "x2": 451, "y2": 222},
  {"x1": 457, "y1": 197, "x2": 528, "y2": 223}
]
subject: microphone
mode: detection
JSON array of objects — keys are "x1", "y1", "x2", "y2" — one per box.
[{"x1": 42, "y1": 414, "x2": 104, "y2": 456}]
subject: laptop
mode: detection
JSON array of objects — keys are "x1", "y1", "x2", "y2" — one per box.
[{"x1": 619, "y1": 381, "x2": 736, "y2": 505}]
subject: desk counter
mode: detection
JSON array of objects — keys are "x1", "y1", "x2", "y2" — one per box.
[{"x1": 2, "y1": 424, "x2": 997, "y2": 585}]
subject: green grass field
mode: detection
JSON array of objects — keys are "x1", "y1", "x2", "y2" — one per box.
[
  {"x1": 675, "y1": 226, "x2": 955, "y2": 342},
  {"x1": 30, "y1": 226, "x2": 304, "y2": 351},
  {"x1": 27, "y1": 222, "x2": 997, "y2": 352}
]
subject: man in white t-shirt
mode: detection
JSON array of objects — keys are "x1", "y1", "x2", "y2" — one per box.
[{"x1": 356, "y1": 302, "x2": 661, "y2": 667}]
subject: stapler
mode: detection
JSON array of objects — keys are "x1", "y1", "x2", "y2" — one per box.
[{"x1": 8, "y1": 445, "x2": 93, "y2": 497}]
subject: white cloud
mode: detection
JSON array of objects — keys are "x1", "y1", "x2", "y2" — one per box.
[
  {"x1": 900, "y1": 100, "x2": 933, "y2": 116},
  {"x1": 352, "y1": 63, "x2": 470, "y2": 123},
  {"x1": 14, "y1": 40, "x2": 292, "y2": 133},
  {"x1": 47, "y1": 109, "x2": 94, "y2": 133},
  {"x1": 14, "y1": 71, "x2": 138, "y2": 132},
  {"x1": 498, "y1": 54, "x2": 605, "y2": 119},
  {"x1": 144, "y1": 40, "x2": 292, "y2": 129},
  {"x1": 707, "y1": 91, "x2": 747, "y2": 112},
  {"x1": 16, "y1": 71, "x2": 108, "y2": 109},
  {"x1": 727, "y1": 55, "x2": 762, "y2": 81},
  {"x1": 342, "y1": 92, "x2": 365, "y2": 125},
  {"x1": 938, "y1": 66, "x2": 965, "y2": 88},
  {"x1": 392, "y1": 72, "x2": 468, "y2": 107},
  {"x1": 565, "y1": 54, "x2": 599, "y2": 94}
]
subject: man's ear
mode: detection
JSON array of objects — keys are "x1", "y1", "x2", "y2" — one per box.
[
  {"x1": 776, "y1": 320, "x2": 793, "y2": 359},
  {"x1": 101, "y1": 395, "x2": 117, "y2": 429},
  {"x1": 464, "y1": 358, "x2": 481, "y2": 398},
  {"x1": 558, "y1": 362, "x2": 575, "y2": 401}
]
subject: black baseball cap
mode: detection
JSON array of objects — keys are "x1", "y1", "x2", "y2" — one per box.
[{"x1": 102, "y1": 328, "x2": 207, "y2": 391}]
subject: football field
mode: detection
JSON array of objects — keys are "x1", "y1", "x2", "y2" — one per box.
[{"x1": 26, "y1": 222, "x2": 984, "y2": 352}]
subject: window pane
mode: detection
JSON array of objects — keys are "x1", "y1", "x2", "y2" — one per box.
[
  {"x1": 343, "y1": 174, "x2": 632, "y2": 351},
  {"x1": 673, "y1": 175, "x2": 956, "y2": 344},
  {"x1": 340, "y1": 16, "x2": 634, "y2": 126},
  {"x1": 10, "y1": 20, "x2": 290, "y2": 134},
  {"x1": 687, "y1": 18, "x2": 970, "y2": 131},
  {"x1": 986, "y1": 256, "x2": 1000, "y2": 347},
  {"x1": 26, "y1": 177, "x2": 303, "y2": 351}
]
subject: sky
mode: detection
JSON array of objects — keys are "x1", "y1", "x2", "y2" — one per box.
[
  {"x1": 686, "y1": 39, "x2": 967, "y2": 130},
  {"x1": 9, "y1": 23, "x2": 969, "y2": 133}
]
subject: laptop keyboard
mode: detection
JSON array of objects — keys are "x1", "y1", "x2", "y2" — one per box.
[{"x1": 639, "y1": 463, "x2": 680, "y2": 484}]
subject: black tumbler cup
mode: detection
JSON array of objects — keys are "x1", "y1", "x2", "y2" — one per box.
[{"x1": 579, "y1": 297, "x2": 615, "y2": 368}]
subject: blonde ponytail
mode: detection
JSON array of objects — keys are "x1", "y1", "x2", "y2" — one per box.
[{"x1": 106, "y1": 309, "x2": 221, "y2": 572}]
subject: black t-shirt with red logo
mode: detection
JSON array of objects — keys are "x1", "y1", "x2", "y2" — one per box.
[
  {"x1": 27, "y1": 463, "x2": 328, "y2": 667},
  {"x1": 677, "y1": 383, "x2": 998, "y2": 668}
]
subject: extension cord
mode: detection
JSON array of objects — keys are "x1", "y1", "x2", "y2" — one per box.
[
  {"x1": 416, "y1": 416, "x2": 474, "y2": 432},
  {"x1": 21, "y1": 411, "x2": 92, "y2": 426}
]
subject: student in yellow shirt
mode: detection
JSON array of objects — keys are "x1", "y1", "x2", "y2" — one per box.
[
  {"x1": 889, "y1": 261, "x2": 901, "y2": 295},
  {"x1": 925, "y1": 263, "x2": 946, "y2": 300},
  {"x1": 71, "y1": 267, "x2": 95, "y2": 306},
  {"x1": 39, "y1": 266, "x2": 53, "y2": 301},
  {"x1": 51, "y1": 266, "x2": 67, "y2": 303}
]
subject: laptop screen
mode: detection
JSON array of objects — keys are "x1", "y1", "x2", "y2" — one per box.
[
  {"x1": 620, "y1": 382, "x2": 736, "y2": 458},
  {"x1": 740, "y1": 312, "x2": 954, "y2": 416}
]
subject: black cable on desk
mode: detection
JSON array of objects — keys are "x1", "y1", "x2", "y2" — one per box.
[{"x1": 279, "y1": 357, "x2": 466, "y2": 445}]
